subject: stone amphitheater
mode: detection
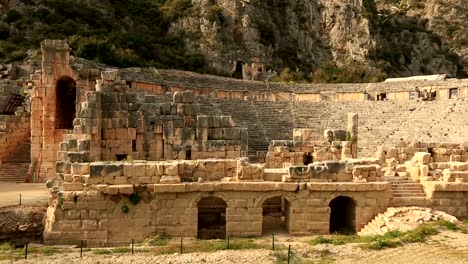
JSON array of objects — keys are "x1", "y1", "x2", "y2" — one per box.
[{"x1": 0, "y1": 40, "x2": 467, "y2": 246}]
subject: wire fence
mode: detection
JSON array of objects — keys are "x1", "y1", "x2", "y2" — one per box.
[{"x1": 3, "y1": 235, "x2": 300, "y2": 264}]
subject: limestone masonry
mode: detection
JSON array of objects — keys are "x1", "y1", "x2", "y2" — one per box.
[{"x1": 0, "y1": 40, "x2": 467, "y2": 246}]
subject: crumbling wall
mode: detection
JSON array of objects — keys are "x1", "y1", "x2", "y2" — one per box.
[
  {"x1": 44, "y1": 164, "x2": 391, "y2": 246},
  {"x1": 0, "y1": 115, "x2": 30, "y2": 164}
]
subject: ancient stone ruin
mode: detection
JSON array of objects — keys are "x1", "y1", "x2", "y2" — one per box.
[{"x1": 0, "y1": 40, "x2": 467, "y2": 246}]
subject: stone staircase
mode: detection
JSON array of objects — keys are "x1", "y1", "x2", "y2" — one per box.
[
  {"x1": 358, "y1": 211, "x2": 391, "y2": 236},
  {"x1": 0, "y1": 141, "x2": 30, "y2": 182},
  {"x1": 386, "y1": 177, "x2": 428, "y2": 207}
]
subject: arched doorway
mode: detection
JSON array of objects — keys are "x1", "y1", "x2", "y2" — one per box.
[
  {"x1": 197, "y1": 196, "x2": 227, "y2": 239},
  {"x1": 55, "y1": 76, "x2": 76, "y2": 129},
  {"x1": 262, "y1": 196, "x2": 290, "y2": 235},
  {"x1": 329, "y1": 196, "x2": 356, "y2": 234},
  {"x1": 232, "y1": 61, "x2": 243, "y2": 79}
]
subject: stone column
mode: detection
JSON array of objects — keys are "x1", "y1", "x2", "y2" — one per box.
[{"x1": 347, "y1": 113, "x2": 358, "y2": 158}]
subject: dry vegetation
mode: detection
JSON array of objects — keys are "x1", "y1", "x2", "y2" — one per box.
[{"x1": 0, "y1": 220, "x2": 467, "y2": 263}]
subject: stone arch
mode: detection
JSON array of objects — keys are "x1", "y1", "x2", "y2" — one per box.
[
  {"x1": 55, "y1": 76, "x2": 76, "y2": 129},
  {"x1": 189, "y1": 192, "x2": 233, "y2": 208},
  {"x1": 329, "y1": 196, "x2": 356, "y2": 234},
  {"x1": 254, "y1": 192, "x2": 300, "y2": 209},
  {"x1": 197, "y1": 196, "x2": 227, "y2": 239}
]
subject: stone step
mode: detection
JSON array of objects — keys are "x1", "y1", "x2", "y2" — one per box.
[
  {"x1": 389, "y1": 197, "x2": 428, "y2": 207},
  {"x1": 0, "y1": 162, "x2": 29, "y2": 183}
]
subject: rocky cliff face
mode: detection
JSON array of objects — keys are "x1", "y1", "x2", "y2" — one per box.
[
  {"x1": 170, "y1": 0, "x2": 379, "y2": 79},
  {"x1": 0, "y1": 0, "x2": 466, "y2": 81},
  {"x1": 171, "y1": 0, "x2": 465, "y2": 79}
]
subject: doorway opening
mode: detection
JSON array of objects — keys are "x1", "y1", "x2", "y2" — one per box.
[
  {"x1": 197, "y1": 196, "x2": 227, "y2": 239},
  {"x1": 232, "y1": 61, "x2": 243, "y2": 79},
  {"x1": 304, "y1": 153, "x2": 314, "y2": 165},
  {"x1": 55, "y1": 76, "x2": 76, "y2": 129},
  {"x1": 262, "y1": 196, "x2": 290, "y2": 235},
  {"x1": 186, "y1": 146, "x2": 192, "y2": 160},
  {"x1": 329, "y1": 196, "x2": 356, "y2": 234}
]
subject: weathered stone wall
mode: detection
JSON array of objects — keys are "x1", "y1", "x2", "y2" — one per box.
[
  {"x1": 44, "y1": 181, "x2": 391, "y2": 246},
  {"x1": 0, "y1": 115, "x2": 30, "y2": 164},
  {"x1": 0, "y1": 80, "x2": 21, "y2": 112},
  {"x1": 114, "y1": 68, "x2": 468, "y2": 157},
  {"x1": 423, "y1": 182, "x2": 468, "y2": 219}
]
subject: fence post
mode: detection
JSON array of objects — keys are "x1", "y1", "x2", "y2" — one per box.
[
  {"x1": 287, "y1": 245, "x2": 291, "y2": 264},
  {"x1": 80, "y1": 240, "x2": 83, "y2": 257},
  {"x1": 227, "y1": 236, "x2": 230, "y2": 249},
  {"x1": 19, "y1": 193, "x2": 22, "y2": 205},
  {"x1": 24, "y1": 242, "x2": 28, "y2": 259},
  {"x1": 132, "y1": 239, "x2": 134, "y2": 255},
  {"x1": 272, "y1": 234, "x2": 275, "y2": 251},
  {"x1": 180, "y1": 238, "x2": 183, "y2": 254}
]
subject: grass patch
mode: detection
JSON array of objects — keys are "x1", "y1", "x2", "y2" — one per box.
[
  {"x1": 309, "y1": 235, "x2": 360, "y2": 246},
  {"x1": 308, "y1": 222, "x2": 450, "y2": 250},
  {"x1": 39, "y1": 246, "x2": 60, "y2": 256},
  {"x1": 93, "y1": 249, "x2": 113, "y2": 255},
  {"x1": 144, "y1": 234, "x2": 171, "y2": 246},
  {"x1": 0, "y1": 243, "x2": 14, "y2": 252},
  {"x1": 198, "y1": 238, "x2": 263, "y2": 252},
  {"x1": 435, "y1": 220, "x2": 459, "y2": 231},
  {"x1": 111, "y1": 247, "x2": 131, "y2": 253},
  {"x1": 151, "y1": 238, "x2": 266, "y2": 256}
]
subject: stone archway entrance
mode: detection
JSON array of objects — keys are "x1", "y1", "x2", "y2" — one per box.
[
  {"x1": 55, "y1": 76, "x2": 76, "y2": 129},
  {"x1": 197, "y1": 196, "x2": 227, "y2": 239},
  {"x1": 262, "y1": 196, "x2": 291, "y2": 235},
  {"x1": 329, "y1": 196, "x2": 356, "y2": 234}
]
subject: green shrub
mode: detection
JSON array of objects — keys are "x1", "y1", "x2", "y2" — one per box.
[
  {"x1": 5, "y1": 10, "x2": 22, "y2": 23},
  {"x1": 129, "y1": 193, "x2": 141, "y2": 205},
  {"x1": 121, "y1": 205, "x2": 129, "y2": 214},
  {"x1": 310, "y1": 63, "x2": 387, "y2": 83},
  {"x1": 272, "y1": 68, "x2": 307, "y2": 83}
]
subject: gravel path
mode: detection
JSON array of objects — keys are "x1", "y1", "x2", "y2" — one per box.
[
  {"x1": 0, "y1": 183, "x2": 48, "y2": 208},
  {"x1": 1, "y1": 249, "x2": 276, "y2": 264}
]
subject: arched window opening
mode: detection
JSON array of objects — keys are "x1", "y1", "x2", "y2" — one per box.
[{"x1": 55, "y1": 76, "x2": 76, "y2": 129}]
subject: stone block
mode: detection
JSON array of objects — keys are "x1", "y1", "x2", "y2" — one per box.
[
  {"x1": 71, "y1": 163, "x2": 90, "y2": 175},
  {"x1": 197, "y1": 116, "x2": 209, "y2": 128},
  {"x1": 164, "y1": 163, "x2": 179, "y2": 176},
  {"x1": 107, "y1": 186, "x2": 119, "y2": 195},
  {"x1": 132, "y1": 163, "x2": 146, "y2": 177},
  {"x1": 117, "y1": 184, "x2": 134, "y2": 194},
  {"x1": 412, "y1": 152, "x2": 431, "y2": 164},
  {"x1": 160, "y1": 176, "x2": 181, "y2": 184},
  {"x1": 82, "y1": 220, "x2": 98, "y2": 230},
  {"x1": 63, "y1": 182, "x2": 84, "y2": 191},
  {"x1": 220, "y1": 116, "x2": 233, "y2": 127},
  {"x1": 223, "y1": 128, "x2": 241, "y2": 140}
]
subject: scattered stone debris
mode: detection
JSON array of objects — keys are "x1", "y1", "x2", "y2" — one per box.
[
  {"x1": 358, "y1": 207, "x2": 459, "y2": 236},
  {"x1": 0, "y1": 205, "x2": 46, "y2": 242}
]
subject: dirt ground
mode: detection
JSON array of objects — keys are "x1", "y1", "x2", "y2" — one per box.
[
  {"x1": 0, "y1": 230, "x2": 466, "y2": 264},
  {"x1": 0, "y1": 183, "x2": 48, "y2": 208}
]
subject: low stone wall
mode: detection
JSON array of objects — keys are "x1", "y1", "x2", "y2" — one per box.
[
  {"x1": 423, "y1": 182, "x2": 468, "y2": 219},
  {"x1": 43, "y1": 182, "x2": 391, "y2": 246},
  {"x1": 0, "y1": 115, "x2": 30, "y2": 164}
]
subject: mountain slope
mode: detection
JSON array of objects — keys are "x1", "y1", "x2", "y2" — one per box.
[{"x1": 0, "y1": 0, "x2": 466, "y2": 81}]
